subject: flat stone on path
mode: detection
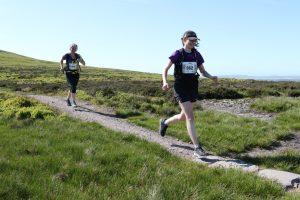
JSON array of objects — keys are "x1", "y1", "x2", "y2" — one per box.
[{"x1": 258, "y1": 169, "x2": 300, "y2": 190}]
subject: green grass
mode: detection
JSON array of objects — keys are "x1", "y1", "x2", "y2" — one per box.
[
  {"x1": 1, "y1": 50, "x2": 300, "y2": 173},
  {"x1": 251, "y1": 97, "x2": 300, "y2": 131},
  {"x1": 128, "y1": 111, "x2": 290, "y2": 156},
  {"x1": 1, "y1": 91, "x2": 297, "y2": 199},
  {"x1": 127, "y1": 97, "x2": 300, "y2": 172},
  {"x1": 0, "y1": 95, "x2": 55, "y2": 120},
  {"x1": 1, "y1": 50, "x2": 300, "y2": 197},
  {"x1": 275, "y1": 107, "x2": 300, "y2": 131},
  {"x1": 0, "y1": 50, "x2": 58, "y2": 68},
  {"x1": 251, "y1": 97, "x2": 300, "y2": 113}
]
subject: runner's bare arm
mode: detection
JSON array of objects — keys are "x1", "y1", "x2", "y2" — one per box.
[
  {"x1": 162, "y1": 60, "x2": 173, "y2": 90},
  {"x1": 60, "y1": 56, "x2": 65, "y2": 71},
  {"x1": 77, "y1": 56, "x2": 85, "y2": 72},
  {"x1": 198, "y1": 64, "x2": 218, "y2": 83},
  {"x1": 79, "y1": 57, "x2": 85, "y2": 66}
]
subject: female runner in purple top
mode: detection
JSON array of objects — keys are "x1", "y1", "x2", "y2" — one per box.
[{"x1": 160, "y1": 30, "x2": 218, "y2": 158}]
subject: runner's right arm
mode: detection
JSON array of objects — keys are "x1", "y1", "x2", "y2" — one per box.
[
  {"x1": 60, "y1": 55, "x2": 66, "y2": 73},
  {"x1": 162, "y1": 60, "x2": 173, "y2": 91}
]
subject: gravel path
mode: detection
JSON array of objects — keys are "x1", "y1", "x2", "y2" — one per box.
[{"x1": 28, "y1": 94, "x2": 300, "y2": 190}]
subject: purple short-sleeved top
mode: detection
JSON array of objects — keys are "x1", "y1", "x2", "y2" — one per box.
[
  {"x1": 169, "y1": 48, "x2": 204, "y2": 80},
  {"x1": 169, "y1": 48, "x2": 204, "y2": 66}
]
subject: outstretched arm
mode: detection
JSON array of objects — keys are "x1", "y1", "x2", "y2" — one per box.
[
  {"x1": 198, "y1": 64, "x2": 218, "y2": 83},
  {"x1": 162, "y1": 60, "x2": 173, "y2": 90}
]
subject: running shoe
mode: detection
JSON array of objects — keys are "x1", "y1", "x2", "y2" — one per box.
[
  {"x1": 159, "y1": 118, "x2": 168, "y2": 137},
  {"x1": 66, "y1": 99, "x2": 72, "y2": 106},
  {"x1": 72, "y1": 100, "x2": 77, "y2": 107},
  {"x1": 194, "y1": 145, "x2": 207, "y2": 158}
]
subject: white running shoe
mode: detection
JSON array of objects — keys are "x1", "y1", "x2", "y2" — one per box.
[
  {"x1": 72, "y1": 100, "x2": 77, "y2": 107},
  {"x1": 194, "y1": 146, "x2": 207, "y2": 158}
]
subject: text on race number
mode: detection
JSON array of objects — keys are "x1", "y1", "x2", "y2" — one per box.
[
  {"x1": 69, "y1": 62, "x2": 79, "y2": 70},
  {"x1": 182, "y1": 62, "x2": 197, "y2": 74}
]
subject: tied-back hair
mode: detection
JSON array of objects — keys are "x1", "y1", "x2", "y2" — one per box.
[{"x1": 70, "y1": 43, "x2": 78, "y2": 50}]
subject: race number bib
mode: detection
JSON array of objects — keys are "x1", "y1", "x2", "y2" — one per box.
[
  {"x1": 69, "y1": 62, "x2": 79, "y2": 70},
  {"x1": 182, "y1": 62, "x2": 197, "y2": 74}
]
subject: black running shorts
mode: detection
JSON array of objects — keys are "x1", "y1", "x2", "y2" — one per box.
[
  {"x1": 173, "y1": 79, "x2": 199, "y2": 103},
  {"x1": 66, "y1": 72, "x2": 80, "y2": 93}
]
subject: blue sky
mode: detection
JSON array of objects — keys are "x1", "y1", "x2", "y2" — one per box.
[{"x1": 1, "y1": 0, "x2": 299, "y2": 76}]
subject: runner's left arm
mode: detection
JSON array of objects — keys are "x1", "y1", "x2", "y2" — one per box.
[
  {"x1": 79, "y1": 57, "x2": 85, "y2": 66},
  {"x1": 78, "y1": 56, "x2": 85, "y2": 71},
  {"x1": 198, "y1": 64, "x2": 218, "y2": 83}
]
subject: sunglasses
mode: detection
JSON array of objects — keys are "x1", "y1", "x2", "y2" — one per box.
[{"x1": 188, "y1": 37, "x2": 199, "y2": 42}]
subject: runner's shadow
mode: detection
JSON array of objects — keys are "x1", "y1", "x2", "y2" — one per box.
[
  {"x1": 171, "y1": 144, "x2": 214, "y2": 156},
  {"x1": 199, "y1": 157, "x2": 223, "y2": 163},
  {"x1": 74, "y1": 105, "x2": 120, "y2": 118},
  {"x1": 199, "y1": 156, "x2": 258, "y2": 168},
  {"x1": 171, "y1": 144, "x2": 194, "y2": 151},
  {"x1": 199, "y1": 157, "x2": 248, "y2": 164},
  {"x1": 171, "y1": 144, "x2": 250, "y2": 165}
]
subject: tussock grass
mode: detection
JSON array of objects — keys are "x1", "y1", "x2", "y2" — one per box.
[
  {"x1": 251, "y1": 97, "x2": 300, "y2": 131},
  {"x1": 251, "y1": 97, "x2": 300, "y2": 113}
]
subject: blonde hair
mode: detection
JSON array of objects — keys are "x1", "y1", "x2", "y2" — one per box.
[{"x1": 70, "y1": 43, "x2": 78, "y2": 51}]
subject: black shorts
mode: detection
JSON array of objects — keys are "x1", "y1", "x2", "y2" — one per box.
[
  {"x1": 173, "y1": 80, "x2": 199, "y2": 103},
  {"x1": 66, "y1": 72, "x2": 80, "y2": 93}
]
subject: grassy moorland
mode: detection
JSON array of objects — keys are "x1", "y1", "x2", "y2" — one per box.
[
  {"x1": 238, "y1": 97, "x2": 300, "y2": 174},
  {"x1": 3, "y1": 91, "x2": 300, "y2": 199},
  {"x1": 0, "y1": 50, "x2": 300, "y2": 175}
]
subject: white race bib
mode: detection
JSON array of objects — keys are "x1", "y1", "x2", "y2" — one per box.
[
  {"x1": 69, "y1": 62, "x2": 79, "y2": 70},
  {"x1": 182, "y1": 62, "x2": 197, "y2": 74}
]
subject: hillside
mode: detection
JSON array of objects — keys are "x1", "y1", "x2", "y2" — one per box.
[{"x1": 0, "y1": 50, "x2": 300, "y2": 198}]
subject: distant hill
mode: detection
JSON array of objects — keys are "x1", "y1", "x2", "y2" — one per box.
[
  {"x1": 0, "y1": 50, "x2": 160, "y2": 79},
  {"x1": 0, "y1": 49, "x2": 299, "y2": 116},
  {"x1": 1, "y1": 50, "x2": 299, "y2": 82},
  {"x1": 0, "y1": 50, "x2": 58, "y2": 67},
  {"x1": 219, "y1": 75, "x2": 300, "y2": 82}
]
